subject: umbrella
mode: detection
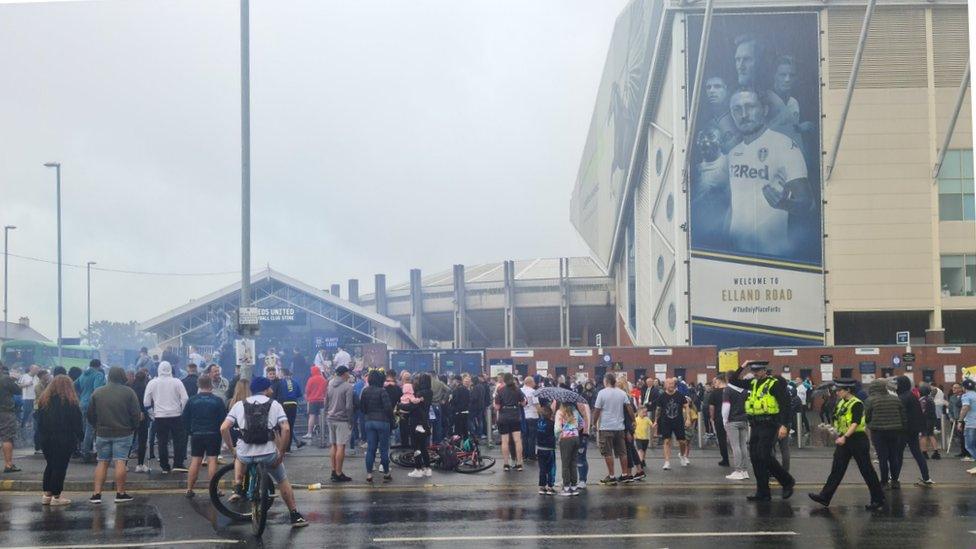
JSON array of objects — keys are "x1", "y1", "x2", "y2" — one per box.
[{"x1": 536, "y1": 386, "x2": 586, "y2": 404}]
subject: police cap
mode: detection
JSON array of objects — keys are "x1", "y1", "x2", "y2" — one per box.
[{"x1": 834, "y1": 378, "x2": 857, "y2": 390}]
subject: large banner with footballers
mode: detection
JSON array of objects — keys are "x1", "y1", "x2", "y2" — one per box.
[{"x1": 686, "y1": 12, "x2": 825, "y2": 348}]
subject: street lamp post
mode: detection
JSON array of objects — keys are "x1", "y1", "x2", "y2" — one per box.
[
  {"x1": 3, "y1": 225, "x2": 15, "y2": 341},
  {"x1": 86, "y1": 261, "x2": 96, "y2": 345},
  {"x1": 43, "y1": 162, "x2": 62, "y2": 367}
]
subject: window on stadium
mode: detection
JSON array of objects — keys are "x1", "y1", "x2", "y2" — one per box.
[
  {"x1": 940, "y1": 254, "x2": 976, "y2": 296},
  {"x1": 937, "y1": 149, "x2": 975, "y2": 221}
]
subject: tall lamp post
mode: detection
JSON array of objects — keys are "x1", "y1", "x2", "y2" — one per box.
[
  {"x1": 43, "y1": 162, "x2": 62, "y2": 367},
  {"x1": 3, "y1": 225, "x2": 15, "y2": 341},
  {"x1": 86, "y1": 261, "x2": 96, "y2": 345},
  {"x1": 239, "y1": 0, "x2": 253, "y2": 379}
]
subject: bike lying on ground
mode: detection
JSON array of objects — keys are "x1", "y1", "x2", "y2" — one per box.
[
  {"x1": 392, "y1": 434, "x2": 495, "y2": 473},
  {"x1": 209, "y1": 461, "x2": 276, "y2": 537}
]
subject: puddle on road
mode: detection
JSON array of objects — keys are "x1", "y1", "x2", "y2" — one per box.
[{"x1": 0, "y1": 501, "x2": 163, "y2": 544}]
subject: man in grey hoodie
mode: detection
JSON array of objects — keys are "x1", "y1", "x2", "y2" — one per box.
[{"x1": 324, "y1": 365, "x2": 354, "y2": 482}]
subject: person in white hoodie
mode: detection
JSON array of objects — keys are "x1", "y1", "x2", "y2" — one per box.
[{"x1": 144, "y1": 361, "x2": 189, "y2": 473}]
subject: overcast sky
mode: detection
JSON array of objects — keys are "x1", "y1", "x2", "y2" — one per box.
[{"x1": 0, "y1": 0, "x2": 630, "y2": 339}]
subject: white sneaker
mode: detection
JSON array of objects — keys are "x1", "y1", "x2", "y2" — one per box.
[
  {"x1": 301, "y1": 433, "x2": 312, "y2": 439},
  {"x1": 725, "y1": 471, "x2": 741, "y2": 480},
  {"x1": 962, "y1": 457, "x2": 975, "y2": 462},
  {"x1": 967, "y1": 467, "x2": 976, "y2": 475},
  {"x1": 662, "y1": 461, "x2": 671, "y2": 470},
  {"x1": 134, "y1": 465, "x2": 149, "y2": 474},
  {"x1": 740, "y1": 470, "x2": 750, "y2": 479},
  {"x1": 423, "y1": 468, "x2": 432, "y2": 477},
  {"x1": 407, "y1": 469, "x2": 424, "y2": 478},
  {"x1": 576, "y1": 481, "x2": 586, "y2": 490},
  {"x1": 680, "y1": 455, "x2": 690, "y2": 467}
]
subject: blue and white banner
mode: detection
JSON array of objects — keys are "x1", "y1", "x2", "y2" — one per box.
[{"x1": 686, "y1": 12, "x2": 824, "y2": 347}]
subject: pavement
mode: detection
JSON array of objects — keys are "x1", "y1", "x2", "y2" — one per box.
[{"x1": 4, "y1": 440, "x2": 976, "y2": 492}]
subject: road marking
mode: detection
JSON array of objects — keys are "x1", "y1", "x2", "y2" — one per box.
[
  {"x1": 7, "y1": 540, "x2": 241, "y2": 549},
  {"x1": 373, "y1": 531, "x2": 797, "y2": 543}
]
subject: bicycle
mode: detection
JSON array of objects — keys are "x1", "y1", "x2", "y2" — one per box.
[
  {"x1": 391, "y1": 434, "x2": 495, "y2": 473},
  {"x1": 209, "y1": 460, "x2": 276, "y2": 537}
]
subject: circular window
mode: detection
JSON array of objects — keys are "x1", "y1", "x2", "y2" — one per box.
[
  {"x1": 667, "y1": 303, "x2": 677, "y2": 330},
  {"x1": 655, "y1": 148, "x2": 664, "y2": 176},
  {"x1": 666, "y1": 193, "x2": 674, "y2": 221},
  {"x1": 656, "y1": 256, "x2": 665, "y2": 281}
]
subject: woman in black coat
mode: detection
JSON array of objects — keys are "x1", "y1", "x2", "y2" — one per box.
[{"x1": 36, "y1": 375, "x2": 84, "y2": 505}]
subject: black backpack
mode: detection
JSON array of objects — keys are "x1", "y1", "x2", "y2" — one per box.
[
  {"x1": 240, "y1": 399, "x2": 273, "y2": 445},
  {"x1": 437, "y1": 442, "x2": 460, "y2": 471}
]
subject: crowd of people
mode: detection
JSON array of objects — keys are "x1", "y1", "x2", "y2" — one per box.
[{"x1": 2, "y1": 345, "x2": 975, "y2": 530}]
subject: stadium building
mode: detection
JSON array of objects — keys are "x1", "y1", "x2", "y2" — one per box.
[{"x1": 570, "y1": 0, "x2": 975, "y2": 349}]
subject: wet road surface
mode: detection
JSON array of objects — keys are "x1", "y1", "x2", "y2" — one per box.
[{"x1": 1, "y1": 483, "x2": 974, "y2": 548}]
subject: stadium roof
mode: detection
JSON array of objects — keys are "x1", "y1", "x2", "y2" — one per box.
[{"x1": 385, "y1": 257, "x2": 608, "y2": 292}]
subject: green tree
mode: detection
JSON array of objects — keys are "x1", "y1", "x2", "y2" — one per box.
[{"x1": 81, "y1": 320, "x2": 156, "y2": 350}]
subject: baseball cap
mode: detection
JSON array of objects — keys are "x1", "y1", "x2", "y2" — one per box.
[
  {"x1": 335, "y1": 365, "x2": 350, "y2": 376},
  {"x1": 250, "y1": 377, "x2": 272, "y2": 394},
  {"x1": 748, "y1": 361, "x2": 770, "y2": 371}
]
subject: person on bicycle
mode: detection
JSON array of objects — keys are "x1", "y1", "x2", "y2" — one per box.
[{"x1": 220, "y1": 377, "x2": 309, "y2": 528}]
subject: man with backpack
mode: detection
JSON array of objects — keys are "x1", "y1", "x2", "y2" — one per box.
[{"x1": 220, "y1": 376, "x2": 308, "y2": 528}]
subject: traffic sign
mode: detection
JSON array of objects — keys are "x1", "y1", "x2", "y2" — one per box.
[{"x1": 603, "y1": 354, "x2": 612, "y2": 364}]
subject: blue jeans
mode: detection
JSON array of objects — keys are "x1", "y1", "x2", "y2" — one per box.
[
  {"x1": 365, "y1": 420, "x2": 391, "y2": 474},
  {"x1": 467, "y1": 413, "x2": 480, "y2": 438},
  {"x1": 81, "y1": 404, "x2": 95, "y2": 456},
  {"x1": 523, "y1": 417, "x2": 537, "y2": 457},
  {"x1": 576, "y1": 435, "x2": 589, "y2": 482},
  {"x1": 350, "y1": 411, "x2": 364, "y2": 448},
  {"x1": 19, "y1": 400, "x2": 33, "y2": 428},
  {"x1": 965, "y1": 429, "x2": 976, "y2": 460}
]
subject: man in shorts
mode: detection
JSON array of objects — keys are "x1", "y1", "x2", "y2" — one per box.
[
  {"x1": 182, "y1": 375, "x2": 226, "y2": 498},
  {"x1": 87, "y1": 367, "x2": 142, "y2": 504},
  {"x1": 593, "y1": 373, "x2": 634, "y2": 485},
  {"x1": 324, "y1": 365, "x2": 354, "y2": 482},
  {"x1": 220, "y1": 376, "x2": 308, "y2": 527},
  {"x1": 655, "y1": 377, "x2": 691, "y2": 470}
]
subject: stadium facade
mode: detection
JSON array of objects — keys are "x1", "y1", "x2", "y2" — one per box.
[{"x1": 570, "y1": 0, "x2": 975, "y2": 349}]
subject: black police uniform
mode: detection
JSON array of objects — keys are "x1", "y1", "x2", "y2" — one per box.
[
  {"x1": 728, "y1": 364, "x2": 796, "y2": 500},
  {"x1": 809, "y1": 380, "x2": 885, "y2": 509}
]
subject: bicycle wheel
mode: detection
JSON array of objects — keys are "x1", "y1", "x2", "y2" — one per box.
[
  {"x1": 209, "y1": 463, "x2": 252, "y2": 522},
  {"x1": 251, "y1": 466, "x2": 271, "y2": 537},
  {"x1": 454, "y1": 452, "x2": 495, "y2": 473},
  {"x1": 392, "y1": 450, "x2": 418, "y2": 468}
]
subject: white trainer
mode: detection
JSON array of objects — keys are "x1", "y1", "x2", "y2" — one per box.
[
  {"x1": 407, "y1": 469, "x2": 424, "y2": 478},
  {"x1": 423, "y1": 468, "x2": 432, "y2": 477},
  {"x1": 680, "y1": 456, "x2": 690, "y2": 467},
  {"x1": 662, "y1": 461, "x2": 671, "y2": 470}
]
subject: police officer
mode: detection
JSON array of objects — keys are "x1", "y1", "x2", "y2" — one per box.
[
  {"x1": 729, "y1": 360, "x2": 796, "y2": 501},
  {"x1": 808, "y1": 378, "x2": 885, "y2": 510}
]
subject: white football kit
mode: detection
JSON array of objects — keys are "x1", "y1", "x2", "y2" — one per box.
[{"x1": 727, "y1": 127, "x2": 807, "y2": 256}]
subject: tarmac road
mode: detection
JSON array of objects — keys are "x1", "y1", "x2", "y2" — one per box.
[{"x1": 1, "y1": 482, "x2": 974, "y2": 548}]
